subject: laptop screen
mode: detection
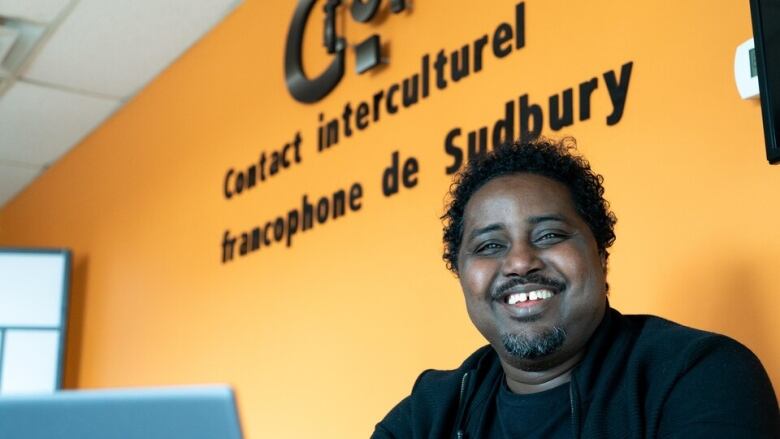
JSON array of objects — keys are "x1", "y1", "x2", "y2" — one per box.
[{"x1": 0, "y1": 385, "x2": 243, "y2": 439}]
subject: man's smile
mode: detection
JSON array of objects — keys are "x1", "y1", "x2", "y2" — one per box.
[
  {"x1": 506, "y1": 288, "x2": 555, "y2": 305},
  {"x1": 491, "y1": 277, "x2": 565, "y2": 319},
  {"x1": 497, "y1": 288, "x2": 560, "y2": 320}
]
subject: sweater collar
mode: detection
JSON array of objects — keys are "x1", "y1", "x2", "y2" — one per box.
[
  {"x1": 461, "y1": 300, "x2": 620, "y2": 384},
  {"x1": 571, "y1": 304, "x2": 629, "y2": 402},
  {"x1": 456, "y1": 302, "x2": 624, "y2": 435}
]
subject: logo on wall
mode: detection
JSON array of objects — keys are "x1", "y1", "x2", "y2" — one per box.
[
  {"x1": 285, "y1": 0, "x2": 408, "y2": 104},
  {"x1": 225, "y1": 1, "x2": 635, "y2": 265}
]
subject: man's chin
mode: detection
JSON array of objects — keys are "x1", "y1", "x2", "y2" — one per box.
[{"x1": 499, "y1": 325, "x2": 567, "y2": 361}]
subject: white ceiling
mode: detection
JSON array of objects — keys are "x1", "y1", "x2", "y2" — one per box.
[{"x1": 0, "y1": 0, "x2": 242, "y2": 208}]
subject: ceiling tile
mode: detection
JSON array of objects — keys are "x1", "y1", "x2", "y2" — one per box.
[
  {"x1": 0, "y1": 162, "x2": 40, "y2": 207},
  {"x1": 0, "y1": 0, "x2": 72, "y2": 24},
  {"x1": 0, "y1": 81, "x2": 119, "y2": 165},
  {"x1": 20, "y1": 0, "x2": 241, "y2": 98}
]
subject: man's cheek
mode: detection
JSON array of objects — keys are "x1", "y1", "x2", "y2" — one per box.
[{"x1": 462, "y1": 262, "x2": 495, "y2": 298}]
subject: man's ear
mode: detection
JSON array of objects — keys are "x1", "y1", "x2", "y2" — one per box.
[{"x1": 599, "y1": 251, "x2": 608, "y2": 273}]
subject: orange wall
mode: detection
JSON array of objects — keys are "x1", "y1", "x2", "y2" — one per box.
[{"x1": 1, "y1": 1, "x2": 778, "y2": 437}]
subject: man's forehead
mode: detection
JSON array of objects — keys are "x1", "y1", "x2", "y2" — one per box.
[
  {"x1": 460, "y1": 174, "x2": 583, "y2": 234},
  {"x1": 466, "y1": 175, "x2": 575, "y2": 213}
]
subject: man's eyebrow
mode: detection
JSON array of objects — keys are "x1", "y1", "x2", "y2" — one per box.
[
  {"x1": 466, "y1": 215, "x2": 568, "y2": 240},
  {"x1": 528, "y1": 214, "x2": 567, "y2": 225},
  {"x1": 467, "y1": 224, "x2": 503, "y2": 240}
]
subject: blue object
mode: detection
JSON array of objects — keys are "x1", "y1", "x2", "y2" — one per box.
[{"x1": 0, "y1": 385, "x2": 243, "y2": 439}]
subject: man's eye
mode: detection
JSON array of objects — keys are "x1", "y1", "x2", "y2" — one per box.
[
  {"x1": 475, "y1": 242, "x2": 504, "y2": 253},
  {"x1": 536, "y1": 232, "x2": 568, "y2": 243}
]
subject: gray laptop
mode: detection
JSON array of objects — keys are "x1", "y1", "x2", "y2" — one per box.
[{"x1": 0, "y1": 385, "x2": 243, "y2": 439}]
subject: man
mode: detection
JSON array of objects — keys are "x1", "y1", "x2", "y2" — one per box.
[{"x1": 372, "y1": 138, "x2": 779, "y2": 438}]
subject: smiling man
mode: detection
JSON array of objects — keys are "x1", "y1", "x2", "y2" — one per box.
[{"x1": 372, "y1": 138, "x2": 779, "y2": 438}]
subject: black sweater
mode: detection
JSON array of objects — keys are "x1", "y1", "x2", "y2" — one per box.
[{"x1": 372, "y1": 308, "x2": 779, "y2": 438}]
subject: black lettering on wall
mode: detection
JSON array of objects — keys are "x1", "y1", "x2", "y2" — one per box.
[
  {"x1": 473, "y1": 35, "x2": 489, "y2": 73},
  {"x1": 549, "y1": 88, "x2": 574, "y2": 131},
  {"x1": 349, "y1": 183, "x2": 363, "y2": 211},
  {"x1": 342, "y1": 103, "x2": 354, "y2": 138},
  {"x1": 604, "y1": 62, "x2": 633, "y2": 125},
  {"x1": 220, "y1": 182, "x2": 366, "y2": 262},
  {"x1": 445, "y1": 128, "x2": 464, "y2": 175},
  {"x1": 515, "y1": 2, "x2": 525, "y2": 49},
  {"x1": 402, "y1": 75, "x2": 420, "y2": 107},
  {"x1": 402, "y1": 156, "x2": 419, "y2": 188},
  {"x1": 519, "y1": 94, "x2": 543, "y2": 142},
  {"x1": 451, "y1": 45, "x2": 470, "y2": 82},
  {"x1": 356, "y1": 102, "x2": 370, "y2": 129},
  {"x1": 310, "y1": 2, "x2": 529, "y2": 156},
  {"x1": 302, "y1": 195, "x2": 314, "y2": 231},
  {"x1": 383, "y1": 151, "x2": 420, "y2": 196},
  {"x1": 493, "y1": 100, "x2": 515, "y2": 148},
  {"x1": 441, "y1": 60, "x2": 634, "y2": 174},
  {"x1": 434, "y1": 50, "x2": 448, "y2": 90},
  {"x1": 468, "y1": 127, "x2": 489, "y2": 161},
  {"x1": 222, "y1": 230, "x2": 236, "y2": 263},
  {"x1": 286, "y1": 210, "x2": 299, "y2": 246},
  {"x1": 578, "y1": 78, "x2": 598, "y2": 121},
  {"x1": 492, "y1": 23, "x2": 513, "y2": 58}
]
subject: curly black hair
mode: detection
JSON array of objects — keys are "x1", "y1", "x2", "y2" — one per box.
[{"x1": 442, "y1": 137, "x2": 617, "y2": 274}]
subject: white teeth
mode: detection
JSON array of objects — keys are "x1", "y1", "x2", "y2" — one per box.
[
  {"x1": 535, "y1": 290, "x2": 553, "y2": 300},
  {"x1": 536, "y1": 290, "x2": 552, "y2": 300},
  {"x1": 506, "y1": 290, "x2": 554, "y2": 305},
  {"x1": 507, "y1": 292, "x2": 527, "y2": 305}
]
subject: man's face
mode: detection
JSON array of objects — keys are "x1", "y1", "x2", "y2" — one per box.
[{"x1": 457, "y1": 173, "x2": 607, "y2": 370}]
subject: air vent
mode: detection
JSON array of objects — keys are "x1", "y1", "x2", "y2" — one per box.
[
  {"x1": 0, "y1": 17, "x2": 45, "y2": 73},
  {"x1": 0, "y1": 24, "x2": 18, "y2": 64}
]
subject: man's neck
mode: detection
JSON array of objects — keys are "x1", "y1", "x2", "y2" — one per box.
[{"x1": 500, "y1": 351, "x2": 584, "y2": 394}]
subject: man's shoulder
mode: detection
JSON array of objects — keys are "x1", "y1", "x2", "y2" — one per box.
[
  {"x1": 609, "y1": 312, "x2": 778, "y2": 436},
  {"x1": 603, "y1": 310, "x2": 770, "y2": 392},
  {"x1": 617, "y1": 312, "x2": 754, "y2": 361},
  {"x1": 411, "y1": 345, "x2": 496, "y2": 397},
  {"x1": 370, "y1": 345, "x2": 500, "y2": 439},
  {"x1": 577, "y1": 309, "x2": 768, "y2": 396}
]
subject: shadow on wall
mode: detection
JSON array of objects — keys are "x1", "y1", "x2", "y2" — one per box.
[
  {"x1": 660, "y1": 248, "x2": 779, "y2": 380},
  {"x1": 63, "y1": 255, "x2": 88, "y2": 389}
]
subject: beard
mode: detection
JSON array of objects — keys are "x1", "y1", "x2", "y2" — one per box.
[{"x1": 500, "y1": 326, "x2": 567, "y2": 360}]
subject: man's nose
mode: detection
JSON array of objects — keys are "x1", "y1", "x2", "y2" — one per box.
[{"x1": 501, "y1": 242, "x2": 543, "y2": 276}]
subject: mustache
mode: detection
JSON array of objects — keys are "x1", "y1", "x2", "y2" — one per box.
[{"x1": 492, "y1": 273, "x2": 566, "y2": 299}]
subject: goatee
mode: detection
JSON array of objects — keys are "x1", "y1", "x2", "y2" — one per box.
[{"x1": 500, "y1": 326, "x2": 566, "y2": 360}]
